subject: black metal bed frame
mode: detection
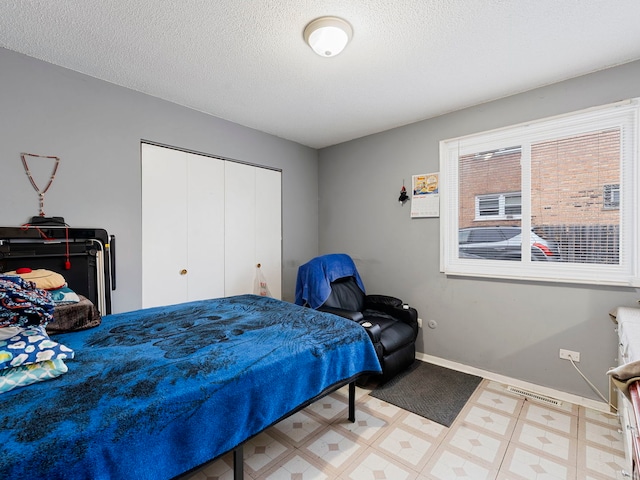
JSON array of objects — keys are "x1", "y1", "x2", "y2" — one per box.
[{"x1": 181, "y1": 379, "x2": 359, "y2": 480}]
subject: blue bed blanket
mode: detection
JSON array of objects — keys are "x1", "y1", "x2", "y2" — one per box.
[{"x1": 0, "y1": 294, "x2": 381, "y2": 480}]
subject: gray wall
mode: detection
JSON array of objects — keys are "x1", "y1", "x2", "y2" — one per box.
[
  {"x1": 318, "y1": 60, "x2": 640, "y2": 401},
  {"x1": 0, "y1": 48, "x2": 319, "y2": 313},
  {"x1": 3, "y1": 45, "x2": 639, "y2": 401}
]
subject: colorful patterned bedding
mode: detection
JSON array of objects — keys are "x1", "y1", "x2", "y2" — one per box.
[{"x1": 0, "y1": 294, "x2": 381, "y2": 480}]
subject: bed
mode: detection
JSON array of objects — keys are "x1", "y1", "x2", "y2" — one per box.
[{"x1": 0, "y1": 294, "x2": 381, "y2": 480}]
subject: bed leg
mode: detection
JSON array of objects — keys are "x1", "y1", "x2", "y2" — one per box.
[
  {"x1": 233, "y1": 445, "x2": 243, "y2": 480},
  {"x1": 348, "y1": 381, "x2": 355, "y2": 422}
]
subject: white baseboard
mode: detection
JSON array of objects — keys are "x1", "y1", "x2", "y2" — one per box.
[{"x1": 417, "y1": 352, "x2": 613, "y2": 414}]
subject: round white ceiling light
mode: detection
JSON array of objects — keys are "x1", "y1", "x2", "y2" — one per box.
[{"x1": 303, "y1": 17, "x2": 353, "y2": 57}]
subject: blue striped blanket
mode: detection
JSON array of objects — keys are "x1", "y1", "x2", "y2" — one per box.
[{"x1": 0, "y1": 294, "x2": 381, "y2": 479}]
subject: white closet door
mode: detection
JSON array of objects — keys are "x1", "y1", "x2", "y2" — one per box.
[
  {"x1": 141, "y1": 144, "x2": 189, "y2": 308},
  {"x1": 143, "y1": 143, "x2": 282, "y2": 305},
  {"x1": 186, "y1": 152, "x2": 225, "y2": 301},
  {"x1": 255, "y1": 167, "x2": 282, "y2": 299},
  {"x1": 224, "y1": 162, "x2": 256, "y2": 296}
]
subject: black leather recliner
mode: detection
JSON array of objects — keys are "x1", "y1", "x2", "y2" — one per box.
[{"x1": 295, "y1": 254, "x2": 418, "y2": 384}]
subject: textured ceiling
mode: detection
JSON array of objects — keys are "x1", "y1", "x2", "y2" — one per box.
[{"x1": 2, "y1": 1, "x2": 640, "y2": 149}]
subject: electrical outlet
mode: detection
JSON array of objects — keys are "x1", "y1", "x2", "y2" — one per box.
[
  {"x1": 417, "y1": 318, "x2": 423, "y2": 328},
  {"x1": 559, "y1": 349, "x2": 580, "y2": 362}
]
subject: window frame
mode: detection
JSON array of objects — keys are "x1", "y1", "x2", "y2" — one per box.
[
  {"x1": 475, "y1": 192, "x2": 522, "y2": 221},
  {"x1": 603, "y1": 184, "x2": 620, "y2": 210},
  {"x1": 439, "y1": 99, "x2": 640, "y2": 287}
]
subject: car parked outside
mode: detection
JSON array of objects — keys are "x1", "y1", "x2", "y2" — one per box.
[{"x1": 459, "y1": 226, "x2": 561, "y2": 261}]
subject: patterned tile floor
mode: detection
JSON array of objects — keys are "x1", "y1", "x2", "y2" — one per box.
[{"x1": 181, "y1": 378, "x2": 628, "y2": 480}]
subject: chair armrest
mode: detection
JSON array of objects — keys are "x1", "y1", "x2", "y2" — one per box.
[
  {"x1": 318, "y1": 306, "x2": 364, "y2": 323},
  {"x1": 359, "y1": 321, "x2": 382, "y2": 343},
  {"x1": 365, "y1": 295, "x2": 419, "y2": 338},
  {"x1": 319, "y1": 307, "x2": 380, "y2": 343},
  {"x1": 392, "y1": 306, "x2": 419, "y2": 338}
]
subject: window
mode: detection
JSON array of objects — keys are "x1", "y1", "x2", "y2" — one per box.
[
  {"x1": 440, "y1": 99, "x2": 639, "y2": 286},
  {"x1": 603, "y1": 184, "x2": 620, "y2": 210},
  {"x1": 475, "y1": 192, "x2": 522, "y2": 220}
]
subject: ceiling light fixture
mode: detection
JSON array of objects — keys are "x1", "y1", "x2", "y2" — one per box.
[{"x1": 303, "y1": 16, "x2": 353, "y2": 57}]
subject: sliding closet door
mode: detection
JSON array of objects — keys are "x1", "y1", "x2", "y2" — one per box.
[
  {"x1": 224, "y1": 162, "x2": 256, "y2": 296},
  {"x1": 142, "y1": 144, "x2": 225, "y2": 308},
  {"x1": 142, "y1": 143, "x2": 189, "y2": 308},
  {"x1": 255, "y1": 167, "x2": 282, "y2": 299},
  {"x1": 186, "y1": 152, "x2": 225, "y2": 301},
  {"x1": 224, "y1": 162, "x2": 282, "y2": 298},
  {"x1": 143, "y1": 143, "x2": 281, "y2": 306}
]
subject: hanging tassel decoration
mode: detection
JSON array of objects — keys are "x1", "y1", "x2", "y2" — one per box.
[{"x1": 398, "y1": 181, "x2": 409, "y2": 204}]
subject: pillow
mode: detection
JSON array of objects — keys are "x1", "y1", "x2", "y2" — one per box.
[
  {"x1": 0, "y1": 358, "x2": 68, "y2": 394},
  {"x1": 5, "y1": 268, "x2": 66, "y2": 290},
  {"x1": 0, "y1": 327, "x2": 22, "y2": 341},
  {"x1": 49, "y1": 286, "x2": 81, "y2": 304},
  {"x1": 0, "y1": 325, "x2": 74, "y2": 370}
]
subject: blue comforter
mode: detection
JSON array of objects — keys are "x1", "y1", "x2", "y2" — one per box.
[{"x1": 0, "y1": 294, "x2": 381, "y2": 480}]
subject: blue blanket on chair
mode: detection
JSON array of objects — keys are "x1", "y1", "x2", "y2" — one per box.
[
  {"x1": 295, "y1": 253, "x2": 366, "y2": 309},
  {"x1": 0, "y1": 294, "x2": 381, "y2": 480}
]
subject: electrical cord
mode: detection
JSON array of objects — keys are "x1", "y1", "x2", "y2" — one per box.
[{"x1": 567, "y1": 356, "x2": 617, "y2": 412}]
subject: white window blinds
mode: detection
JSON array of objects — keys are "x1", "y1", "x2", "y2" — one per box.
[{"x1": 440, "y1": 99, "x2": 639, "y2": 286}]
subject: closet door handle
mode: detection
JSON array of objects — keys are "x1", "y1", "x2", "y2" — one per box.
[{"x1": 180, "y1": 269, "x2": 188, "y2": 275}]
